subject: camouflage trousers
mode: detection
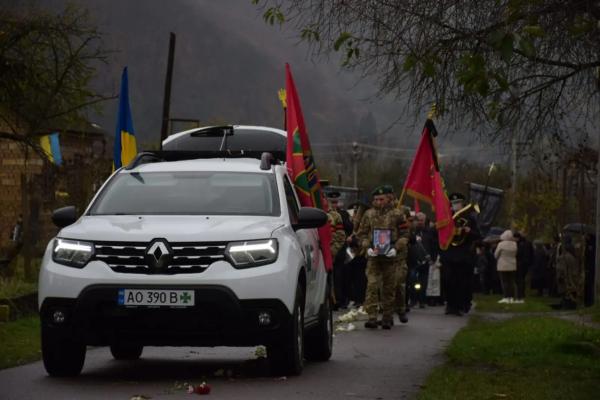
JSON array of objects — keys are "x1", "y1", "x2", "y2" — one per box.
[
  {"x1": 394, "y1": 261, "x2": 408, "y2": 313},
  {"x1": 365, "y1": 257, "x2": 396, "y2": 321}
]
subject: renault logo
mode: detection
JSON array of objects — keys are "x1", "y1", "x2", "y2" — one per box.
[{"x1": 145, "y1": 239, "x2": 172, "y2": 272}]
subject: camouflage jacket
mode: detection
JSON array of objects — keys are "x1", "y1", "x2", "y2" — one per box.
[
  {"x1": 328, "y1": 210, "x2": 346, "y2": 257},
  {"x1": 356, "y1": 205, "x2": 409, "y2": 257}
]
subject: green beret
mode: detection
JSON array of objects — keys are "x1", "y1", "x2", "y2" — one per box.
[{"x1": 371, "y1": 185, "x2": 393, "y2": 196}]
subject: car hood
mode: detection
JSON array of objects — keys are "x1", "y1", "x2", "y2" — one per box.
[{"x1": 58, "y1": 215, "x2": 285, "y2": 243}]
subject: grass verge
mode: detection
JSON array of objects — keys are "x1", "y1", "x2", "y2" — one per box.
[
  {"x1": 418, "y1": 316, "x2": 600, "y2": 400},
  {"x1": 473, "y1": 293, "x2": 560, "y2": 313},
  {"x1": 585, "y1": 304, "x2": 600, "y2": 323},
  {"x1": 0, "y1": 316, "x2": 41, "y2": 370},
  {"x1": 0, "y1": 277, "x2": 37, "y2": 300}
]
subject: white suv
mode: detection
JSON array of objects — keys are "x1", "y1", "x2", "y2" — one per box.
[{"x1": 38, "y1": 126, "x2": 333, "y2": 377}]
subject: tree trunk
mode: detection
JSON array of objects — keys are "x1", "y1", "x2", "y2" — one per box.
[{"x1": 21, "y1": 174, "x2": 40, "y2": 282}]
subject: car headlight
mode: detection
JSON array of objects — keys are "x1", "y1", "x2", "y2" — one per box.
[
  {"x1": 225, "y1": 239, "x2": 278, "y2": 268},
  {"x1": 52, "y1": 238, "x2": 95, "y2": 268}
]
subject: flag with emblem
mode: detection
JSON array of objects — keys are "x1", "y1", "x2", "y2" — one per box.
[
  {"x1": 113, "y1": 67, "x2": 138, "y2": 169},
  {"x1": 402, "y1": 119, "x2": 455, "y2": 249},
  {"x1": 285, "y1": 63, "x2": 333, "y2": 270}
]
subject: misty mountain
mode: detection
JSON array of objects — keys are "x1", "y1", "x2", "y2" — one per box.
[
  {"x1": 9, "y1": 0, "x2": 508, "y2": 164},
  {"x1": 27, "y1": 0, "x2": 406, "y2": 147}
]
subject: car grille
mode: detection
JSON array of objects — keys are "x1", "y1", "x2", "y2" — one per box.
[{"x1": 93, "y1": 241, "x2": 228, "y2": 274}]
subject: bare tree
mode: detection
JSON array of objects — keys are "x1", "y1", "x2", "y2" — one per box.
[
  {"x1": 253, "y1": 0, "x2": 600, "y2": 142},
  {"x1": 0, "y1": 4, "x2": 112, "y2": 158}
]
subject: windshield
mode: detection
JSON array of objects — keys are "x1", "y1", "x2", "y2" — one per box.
[{"x1": 89, "y1": 171, "x2": 280, "y2": 216}]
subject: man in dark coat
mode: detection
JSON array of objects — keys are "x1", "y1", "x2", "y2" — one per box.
[
  {"x1": 410, "y1": 212, "x2": 438, "y2": 308},
  {"x1": 439, "y1": 192, "x2": 481, "y2": 316},
  {"x1": 514, "y1": 231, "x2": 534, "y2": 303}
]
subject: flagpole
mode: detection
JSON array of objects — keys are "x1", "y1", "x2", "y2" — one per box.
[
  {"x1": 477, "y1": 162, "x2": 495, "y2": 230},
  {"x1": 278, "y1": 88, "x2": 287, "y2": 130},
  {"x1": 398, "y1": 187, "x2": 406, "y2": 207}
]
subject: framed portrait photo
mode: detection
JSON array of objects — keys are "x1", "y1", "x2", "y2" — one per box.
[{"x1": 373, "y1": 228, "x2": 392, "y2": 256}]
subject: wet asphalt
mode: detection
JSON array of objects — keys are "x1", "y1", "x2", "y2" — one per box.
[{"x1": 0, "y1": 306, "x2": 467, "y2": 400}]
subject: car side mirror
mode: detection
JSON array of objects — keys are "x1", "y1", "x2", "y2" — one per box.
[
  {"x1": 293, "y1": 207, "x2": 328, "y2": 231},
  {"x1": 52, "y1": 206, "x2": 78, "y2": 228}
]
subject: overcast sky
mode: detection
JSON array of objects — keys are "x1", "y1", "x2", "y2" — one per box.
[{"x1": 28, "y1": 0, "x2": 506, "y2": 162}]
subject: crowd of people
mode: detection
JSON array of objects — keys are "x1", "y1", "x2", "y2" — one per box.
[
  {"x1": 480, "y1": 228, "x2": 591, "y2": 309},
  {"x1": 325, "y1": 184, "x2": 593, "y2": 330}
]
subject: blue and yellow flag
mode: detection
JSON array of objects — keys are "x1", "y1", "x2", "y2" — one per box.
[
  {"x1": 40, "y1": 132, "x2": 62, "y2": 166},
  {"x1": 113, "y1": 67, "x2": 137, "y2": 169}
]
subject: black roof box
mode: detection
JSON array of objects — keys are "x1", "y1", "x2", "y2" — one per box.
[{"x1": 162, "y1": 125, "x2": 287, "y2": 160}]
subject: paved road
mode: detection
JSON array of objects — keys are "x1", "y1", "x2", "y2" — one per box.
[{"x1": 1, "y1": 307, "x2": 467, "y2": 400}]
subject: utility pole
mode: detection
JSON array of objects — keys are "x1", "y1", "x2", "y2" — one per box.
[
  {"x1": 160, "y1": 32, "x2": 176, "y2": 147},
  {"x1": 334, "y1": 162, "x2": 343, "y2": 185},
  {"x1": 595, "y1": 121, "x2": 600, "y2": 305},
  {"x1": 511, "y1": 133, "x2": 518, "y2": 217},
  {"x1": 352, "y1": 141, "x2": 361, "y2": 189}
]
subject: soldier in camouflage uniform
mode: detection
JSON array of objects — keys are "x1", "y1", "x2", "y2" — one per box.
[
  {"x1": 390, "y1": 198, "x2": 411, "y2": 324},
  {"x1": 327, "y1": 192, "x2": 347, "y2": 309},
  {"x1": 345, "y1": 200, "x2": 370, "y2": 306},
  {"x1": 356, "y1": 185, "x2": 409, "y2": 329},
  {"x1": 327, "y1": 193, "x2": 346, "y2": 259}
]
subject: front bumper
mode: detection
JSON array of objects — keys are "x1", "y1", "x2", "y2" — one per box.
[
  {"x1": 40, "y1": 285, "x2": 291, "y2": 347},
  {"x1": 38, "y1": 241, "x2": 300, "y2": 314}
]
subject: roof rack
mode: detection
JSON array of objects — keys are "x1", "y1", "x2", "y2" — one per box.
[
  {"x1": 260, "y1": 152, "x2": 281, "y2": 170},
  {"x1": 124, "y1": 150, "x2": 285, "y2": 170}
]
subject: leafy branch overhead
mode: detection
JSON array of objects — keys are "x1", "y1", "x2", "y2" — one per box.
[
  {"x1": 0, "y1": 5, "x2": 112, "y2": 159},
  {"x1": 253, "y1": 0, "x2": 600, "y2": 142}
]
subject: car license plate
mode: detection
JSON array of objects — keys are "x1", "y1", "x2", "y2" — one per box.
[{"x1": 118, "y1": 289, "x2": 195, "y2": 307}]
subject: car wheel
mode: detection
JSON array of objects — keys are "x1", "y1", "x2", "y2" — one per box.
[
  {"x1": 110, "y1": 343, "x2": 144, "y2": 360},
  {"x1": 304, "y1": 283, "x2": 333, "y2": 361},
  {"x1": 268, "y1": 283, "x2": 304, "y2": 376},
  {"x1": 41, "y1": 325, "x2": 86, "y2": 377}
]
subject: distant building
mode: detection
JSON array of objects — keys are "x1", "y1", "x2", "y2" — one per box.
[{"x1": 0, "y1": 123, "x2": 111, "y2": 253}]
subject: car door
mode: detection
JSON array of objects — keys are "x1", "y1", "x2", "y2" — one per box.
[{"x1": 282, "y1": 175, "x2": 320, "y2": 317}]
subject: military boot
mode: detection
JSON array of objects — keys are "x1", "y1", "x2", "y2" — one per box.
[
  {"x1": 398, "y1": 312, "x2": 408, "y2": 323},
  {"x1": 364, "y1": 319, "x2": 378, "y2": 329},
  {"x1": 381, "y1": 320, "x2": 393, "y2": 330}
]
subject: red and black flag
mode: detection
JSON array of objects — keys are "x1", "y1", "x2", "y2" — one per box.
[
  {"x1": 285, "y1": 63, "x2": 333, "y2": 270},
  {"x1": 403, "y1": 119, "x2": 455, "y2": 249}
]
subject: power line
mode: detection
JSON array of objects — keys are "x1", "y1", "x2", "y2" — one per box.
[{"x1": 312, "y1": 141, "x2": 500, "y2": 153}]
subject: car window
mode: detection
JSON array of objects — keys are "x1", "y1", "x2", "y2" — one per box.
[
  {"x1": 283, "y1": 176, "x2": 300, "y2": 225},
  {"x1": 89, "y1": 171, "x2": 280, "y2": 216}
]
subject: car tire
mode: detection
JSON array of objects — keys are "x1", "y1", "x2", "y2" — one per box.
[
  {"x1": 110, "y1": 343, "x2": 144, "y2": 360},
  {"x1": 268, "y1": 283, "x2": 304, "y2": 376},
  {"x1": 304, "y1": 283, "x2": 333, "y2": 361},
  {"x1": 41, "y1": 325, "x2": 86, "y2": 377}
]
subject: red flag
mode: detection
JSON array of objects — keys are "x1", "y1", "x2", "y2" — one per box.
[
  {"x1": 403, "y1": 120, "x2": 455, "y2": 249},
  {"x1": 432, "y1": 170, "x2": 455, "y2": 249},
  {"x1": 285, "y1": 64, "x2": 333, "y2": 270}
]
